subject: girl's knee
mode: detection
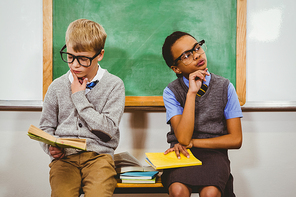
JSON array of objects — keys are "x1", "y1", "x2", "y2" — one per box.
[
  {"x1": 200, "y1": 186, "x2": 221, "y2": 197},
  {"x1": 169, "y1": 182, "x2": 191, "y2": 197}
]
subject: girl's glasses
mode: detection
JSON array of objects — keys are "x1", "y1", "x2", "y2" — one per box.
[{"x1": 173, "y1": 40, "x2": 206, "y2": 66}]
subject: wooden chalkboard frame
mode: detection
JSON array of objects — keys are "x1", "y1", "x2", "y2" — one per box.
[{"x1": 43, "y1": 0, "x2": 246, "y2": 107}]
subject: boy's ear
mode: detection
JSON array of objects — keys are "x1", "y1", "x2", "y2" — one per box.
[
  {"x1": 170, "y1": 65, "x2": 182, "y2": 75},
  {"x1": 97, "y1": 49, "x2": 105, "y2": 61}
]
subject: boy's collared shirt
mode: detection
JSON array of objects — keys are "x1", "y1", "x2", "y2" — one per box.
[
  {"x1": 163, "y1": 71, "x2": 243, "y2": 123},
  {"x1": 68, "y1": 64, "x2": 106, "y2": 94}
]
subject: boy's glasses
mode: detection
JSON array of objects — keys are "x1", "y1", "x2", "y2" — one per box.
[
  {"x1": 173, "y1": 40, "x2": 207, "y2": 66},
  {"x1": 60, "y1": 45, "x2": 102, "y2": 67}
]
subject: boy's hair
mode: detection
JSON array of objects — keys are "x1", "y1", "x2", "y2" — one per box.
[
  {"x1": 66, "y1": 19, "x2": 107, "y2": 53},
  {"x1": 162, "y1": 31, "x2": 196, "y2": 68}
]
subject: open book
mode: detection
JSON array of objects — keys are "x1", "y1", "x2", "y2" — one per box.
[
  {"x1": 27, "y1": 125, "x2": 87, "y2": 150},
  {"x1": 114, "y1": 151, "x2": 155, "y2": 174},
  {"x1": 145, "y1": 149, "x2": 202, "y2": 170}
]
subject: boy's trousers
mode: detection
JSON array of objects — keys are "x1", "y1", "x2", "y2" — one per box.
[{"x1": 49, "y1": 151, "x2": 117, "y2": 197}]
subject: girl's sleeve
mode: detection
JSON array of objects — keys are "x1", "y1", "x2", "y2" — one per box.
[
  {"x1": 163, "y1": 87, "x2": 184, "y2": 123},
  {"x1": 224, "y1": 83, "x2": 243, "y2": 119}
]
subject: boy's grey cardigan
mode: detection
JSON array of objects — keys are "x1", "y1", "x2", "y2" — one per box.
[{"x1": 39, "y1": 70, "x2": 125, "y2": 161}]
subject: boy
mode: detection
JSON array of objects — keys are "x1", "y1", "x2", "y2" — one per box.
[{"x1": 39, "y1": 19, "x2": 125, "y2": 197}]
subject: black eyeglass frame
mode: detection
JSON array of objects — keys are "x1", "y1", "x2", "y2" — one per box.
[
  {"x1": 60, "y1": 44, "x2": 102, "y2": 67},
  {"x1": 172, "y1": 40, "x2": 206, "y2": 66}
]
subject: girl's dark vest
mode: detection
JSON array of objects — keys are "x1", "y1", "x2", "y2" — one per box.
[{"x1": 166, "y1": 73, "x2": 229, "y2": 147}]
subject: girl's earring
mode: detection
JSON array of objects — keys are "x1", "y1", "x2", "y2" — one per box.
[
  {"x1": 176, "y1": 69, "x2": 182, "y2": 74},
  {"x1": 171, "y1": 66, "x2": 181, "y2": 74}
]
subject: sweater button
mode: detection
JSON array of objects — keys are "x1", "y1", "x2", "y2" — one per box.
[{"x1": 78, "y1": 123, "x2": 83, "y2": 128}]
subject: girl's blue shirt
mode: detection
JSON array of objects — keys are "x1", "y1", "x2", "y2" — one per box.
[{"x1": 163, "y1": 72, "x2": 243, "y2": 123}]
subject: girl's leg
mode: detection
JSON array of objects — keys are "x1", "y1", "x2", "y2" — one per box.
[
  {"x1": 199, "y1": 186, "x2": 221, "y2": 197},
  {"x1": 169, "y1": 182, "x2": 192, "y2": 197}
]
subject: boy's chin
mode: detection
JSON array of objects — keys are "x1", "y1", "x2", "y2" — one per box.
[{"x1": 75, "y1": 73, "x2": 86, "y2": 78}]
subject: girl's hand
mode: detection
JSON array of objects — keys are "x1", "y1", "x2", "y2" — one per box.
[
  {"x1": 188, "y1": 68, "x2": 210, "y2": 94},
  {"x1": 49, "y1": 146, "x2": 65, "y2": 159},
  {"x1": 70, "y1": 69, "x2": 88, "y2": 94},
  {"x1": 164, "y1": 142, "x2": 193, "y2": 159}
]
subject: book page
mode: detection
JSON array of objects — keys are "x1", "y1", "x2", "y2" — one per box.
[
  {"x1": 28, "y1": 125, "x2": 56, "y2": 142},
  {"x1": 114, "y1": 152, "x2": 142, "y2": 167},
  {"x1": 56, "y1": 138, "x2": 86, "y2": 150}
]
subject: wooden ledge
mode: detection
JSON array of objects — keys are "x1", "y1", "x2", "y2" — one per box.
[
  {"x1": 114, "y1": 178, "x2": 166, "y2": 194},
  {"x1": 125, "y1": 96, "x2": 164, "y2": 107},
  {"x1": 116, "y1": 180, "x2": 163, "y2": 188},
  {"x1": 1, "y1": 100, "x2": 296, "y2": 112}
]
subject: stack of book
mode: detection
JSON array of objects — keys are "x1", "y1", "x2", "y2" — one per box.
[
  {"x1": 114, "y1": 151, "x2": 154, "y2": 174},
  {"x1": 114, "y1": 151, "x2": 160, "y2": 184},
  {"x1": 119, "y1": 171, "x2": 159, "y2": 184}
]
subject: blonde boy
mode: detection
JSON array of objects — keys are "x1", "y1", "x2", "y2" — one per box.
[{"x1": 39, "y1": 19, "x2": 125, "y2": 197}]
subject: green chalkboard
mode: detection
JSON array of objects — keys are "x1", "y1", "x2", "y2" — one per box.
[{"x1": 52, "y1": 0, "x2": 237, "y2": 96}]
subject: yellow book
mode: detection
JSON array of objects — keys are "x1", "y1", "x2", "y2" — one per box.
[
  {"x1": 27, "y1": 125, "x2": 87, "y2": 150},
  {"x1": 145, "y1": 149, "x2": 202, "y2": 170}
]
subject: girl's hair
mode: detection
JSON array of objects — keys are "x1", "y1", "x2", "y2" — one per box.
[
  {"x1": 66, "y1": 19, "x2": 107, "y2": 53},
  {"x1": 162, "y1": 31, "x2": 196, "y2": 68}
]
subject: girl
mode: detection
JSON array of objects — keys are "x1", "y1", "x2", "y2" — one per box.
[{"x1": 161, "y1": 31, "x2": 242, "y2": 197}]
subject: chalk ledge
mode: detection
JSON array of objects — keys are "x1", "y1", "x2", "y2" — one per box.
[{"x1": 1, "y1": 100, "x2": 296, "y2": 112}]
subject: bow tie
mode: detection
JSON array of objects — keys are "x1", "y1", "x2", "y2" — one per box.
[
  {"x1": 86, "y1": 80, "x2": 99, "y2": 90},
  {"x1": 196, "y1": 84, "x2": 208, "y2": 97}
]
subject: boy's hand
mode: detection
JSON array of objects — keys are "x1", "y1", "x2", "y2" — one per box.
[
  {"x1": 49, "y1": 146, "x2": 65, "y2": 159},
  {"x1": 164, "y1": 143, "x2": 192, "y2": 159},
  {"x1": 188, "y1": 68, "x2": 210, "y2": 94},
  {"x1": 70, "y1": 69, "x2": 88, "y2": 94}
]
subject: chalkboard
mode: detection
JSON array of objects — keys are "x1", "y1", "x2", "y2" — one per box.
[{"x1": 43, "y1": 0, "x2": 246, "y2": 106}]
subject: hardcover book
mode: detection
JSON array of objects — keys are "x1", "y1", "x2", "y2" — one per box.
[
  {"x1": 120, "y1": 171, "x2": 159, "y2": 180},
  {"x1": 145, "y1": 149, "x2": 202, "y2": 170}
]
